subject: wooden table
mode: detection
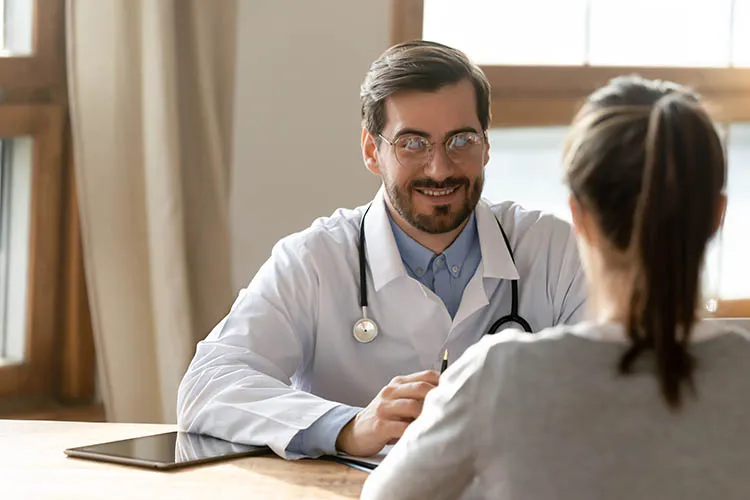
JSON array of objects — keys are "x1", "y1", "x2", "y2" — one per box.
[{"x1": 0, "y1": 420, "x2": 367, "y2": 499}]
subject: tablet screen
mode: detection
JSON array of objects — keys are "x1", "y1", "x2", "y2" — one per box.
[{"x1": 65, "y1": 431, "x2": 270, "y2": 470}]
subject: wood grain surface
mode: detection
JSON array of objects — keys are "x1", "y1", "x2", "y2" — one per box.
[{"x1": 0, "y1": 420, "x2": 367, "y2": 499}]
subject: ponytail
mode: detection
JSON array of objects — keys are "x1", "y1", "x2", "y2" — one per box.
[{"x1": 620, "y1": 93, "x2": 725, "y2": 408}]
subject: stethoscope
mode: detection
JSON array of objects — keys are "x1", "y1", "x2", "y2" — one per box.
[{"x1": 353, "y1": 204, "x2": 533, "y2": 343}]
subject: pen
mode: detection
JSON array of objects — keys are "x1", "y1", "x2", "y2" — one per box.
[{"x1": 440, "y1": 349, "x2": 448, "y2": 374}]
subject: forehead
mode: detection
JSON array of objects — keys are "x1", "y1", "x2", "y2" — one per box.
[{"x1": 382, "y1": 79, "x2": 481, "y2": 137}]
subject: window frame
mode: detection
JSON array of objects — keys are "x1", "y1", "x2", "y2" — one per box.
[
  {"x1": 0, "y1": 0, "x2": 65, "y2": 97},
  {"x1": 392, "y1": 0, "x2": 750, "y2": 317},
  {"x1": 0, "y1": 0, "x2": 95, "y2": 410},
  {"x1": 0, "y1": 104, "x2": 63, "y2": 398}
]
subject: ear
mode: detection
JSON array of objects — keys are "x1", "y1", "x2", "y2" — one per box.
[
  {"x1": 362, "y1": 128, "x2": 381, "y2": 175},
  {"x1": 482, "y1": 132, "x2": 490, "y2": 167},
  {"x1": 712, "y1": 193, "x2": 728, "y2": 236}
]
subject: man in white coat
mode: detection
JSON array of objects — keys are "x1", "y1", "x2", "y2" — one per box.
[{"x1": 177, "y1": 41, "x2": 587, "y2": 459}]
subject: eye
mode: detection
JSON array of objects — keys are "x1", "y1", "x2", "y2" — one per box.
[
  {"x1": 448, "y1": 132, "x2": 481, "y2": 151},
  {"x1": 397, "y1": 136, "x2": 429, "y2": 153}
]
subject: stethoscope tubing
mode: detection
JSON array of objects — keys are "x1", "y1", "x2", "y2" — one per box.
[{"x1": 354, "y1": 203, "x2": 533, "y2": 343}]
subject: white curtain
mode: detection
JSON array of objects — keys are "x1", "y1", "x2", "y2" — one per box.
[{"x1": 66, "y1": 0, "x2": 237, "y2": 423}]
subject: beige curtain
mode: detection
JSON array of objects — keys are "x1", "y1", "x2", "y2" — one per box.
[{"x1": 66, "y1": 0, "x2": 237, "y2": 423}]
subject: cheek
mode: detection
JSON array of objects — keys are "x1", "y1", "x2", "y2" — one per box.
[
  {"x1": 381, "y1": 163, "x2": 414, "y2": 189},
  {"x1": 466, "y1": 162, "x2": 485, "y2": 180}
]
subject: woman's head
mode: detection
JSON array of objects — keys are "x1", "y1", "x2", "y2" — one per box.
[{"x1": 563, "y1": 75, "x2": 727, "y2": 408}]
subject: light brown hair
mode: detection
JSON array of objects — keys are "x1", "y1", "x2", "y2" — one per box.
[{"x1": 563, "y1": 75, "x2": 726, "y2": 408}]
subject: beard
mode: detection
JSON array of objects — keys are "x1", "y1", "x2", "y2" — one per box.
[{"x1": 385, "y1": 173, "x2": 484, "y2": 234}]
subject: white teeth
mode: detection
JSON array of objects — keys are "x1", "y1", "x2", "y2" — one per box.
[{"x1": 418, "y1": 186, "x2": 459, "y2": 197}]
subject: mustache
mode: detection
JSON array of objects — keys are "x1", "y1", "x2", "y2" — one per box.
[{"x1": 409, "y1": 177, "x2": 469, "y2": 190}]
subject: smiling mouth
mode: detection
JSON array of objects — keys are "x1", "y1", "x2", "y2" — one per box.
[{"x1": 414, "y1": 185, "x2": 460, "y2": 197}]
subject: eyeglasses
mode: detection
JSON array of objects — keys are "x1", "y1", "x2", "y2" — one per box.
[{"x1": 378, "y1": 131, "x2": 485, "y2": 169}]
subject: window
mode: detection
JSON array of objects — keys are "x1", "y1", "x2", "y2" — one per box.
[
  {"x1": 1, "y1": 0, "x2": 35, "y2": 56},
  {"x1": 0, "y1": 0, "x2": 93, "y2": 413},
  {"x1": 423, "y1": 0, "x2": 750, "y2": 68},
  {"x1": 483, "y1": 124, "x2": 748, "y2": 305},
  {"x1": 392, "y1": 0, "x2": 750, "y2": 315},
  {"x1": 0, "y1": 137, "x2": 33, "y2": 362}
]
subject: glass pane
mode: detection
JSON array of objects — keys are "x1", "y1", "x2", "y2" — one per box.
[
  {"x1": 484, "y1": 127, "x2": 570, "y2": 220},
  {"x1": 0, "y1": 136, "x2": 32, "y2": 362},
  {"x1": 423, "y1": 0, "x2": 588, "y2": 65},
  {"x1": 732, "y1": 0, "x2": 750, "y2": 67},
  {"x1": 484, "y1": 125, "x2": 748, "y2": 303},
  {"x1": 0, "y1": 0, "x2": 34, "y2": 56},
  {"x1": 713, "y1": 123, "x2": 750, "y2": 299},
  {"x1": 588, "y1": 0, "x2": 733, "y2": 67}
]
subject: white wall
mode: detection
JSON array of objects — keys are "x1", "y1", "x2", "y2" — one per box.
[{"x1": 230, "y1": 1, "x2": 389, "y2": 289}]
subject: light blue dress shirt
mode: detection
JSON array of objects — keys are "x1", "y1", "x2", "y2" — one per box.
[
  {"x1": 388, "y1": 212, "x2": 481, "y2": 319},
  {"x1": 286, "y1": 208, "x2": 482, "y2": 457}
]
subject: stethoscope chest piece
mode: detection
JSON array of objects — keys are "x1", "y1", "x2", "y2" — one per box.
[{"x1": 353, "y1": 316, "x2": 378, "y2": 343}]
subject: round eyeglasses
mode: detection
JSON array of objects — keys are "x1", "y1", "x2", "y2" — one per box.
[{"x1": 378, "y1": 131, "x2": 485, "y2": 169}]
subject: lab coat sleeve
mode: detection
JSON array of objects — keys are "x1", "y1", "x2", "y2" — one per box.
[
  {"x1": 286, "y1": 405, "x2": 362, "y2": 457},
  {"x1": 361, "y1": 337, "x2": 491, "y2": 500},
  {"x1": 176, "y1": 234, "x2": 343, "y2": 459},
  {"x1": 551, "y1": 218, "x2": 587, "y2": 325}
]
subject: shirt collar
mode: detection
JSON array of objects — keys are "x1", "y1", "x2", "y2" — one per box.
[
  {"x1": 388, "y1": 214, "x2": 435, "y2": 278},
  {"x1": 363, "y1": 187, "x2": 519, "y2": 291},
  {"x1": 387, "y1": 210, "x2": 478, "y2": 279},
  {"x1": 442, "y1": 213, "x2": 476, "y2": 276}
]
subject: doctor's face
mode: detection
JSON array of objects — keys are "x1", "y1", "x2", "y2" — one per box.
[{"x1": 364, "y1": 79, "x2": 489, "y2": 234}]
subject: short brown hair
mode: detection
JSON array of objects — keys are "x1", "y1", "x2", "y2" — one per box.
[{"x1": 360, "y1": 41, "x2": 491, "y2": 138}]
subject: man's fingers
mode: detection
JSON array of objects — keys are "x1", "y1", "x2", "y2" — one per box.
[
  {"x1": 396, "y1": 369, "x2": 440, "y2": 385},
  {"x1": 388, "y1": 381, "x2": 436, "y2": 401},
  {"x1": 377, "y1": 398, "x2": 423, "y2": 421}
]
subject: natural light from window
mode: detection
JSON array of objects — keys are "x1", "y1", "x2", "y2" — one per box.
[
  {"x1": 425, "y1": 0, "x2": 750, "y2": 302},
  {"x1": 0, "y1": 0, "x2": 34, "y2": 57},
  {"x1": 483, "y1": 125, "x2": 749, "y2": 302},
  {"x1": 423, "y1": 0, "x2": 750, "y2": 67},
  {"x1": 0, "y1": 137, "x2": 32, "y2": 361}
]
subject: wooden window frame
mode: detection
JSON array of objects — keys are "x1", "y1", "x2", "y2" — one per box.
[
  {"x1": 0, "y1": 105, "x2": 63, "y2": 398},
  {"x1": 391, "y1": 0, "x2": 750, "y2": 317},
  {"x1": 0, "y1": 0, "x2": 65, "y2": 101},
  {"x1": 0, "y1": 0, "x2": 95, "y2": 411}
]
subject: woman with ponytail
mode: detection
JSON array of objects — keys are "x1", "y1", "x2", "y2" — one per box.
[{"x1": 362, "y1": 76, "x2": 750, "y2": 500}]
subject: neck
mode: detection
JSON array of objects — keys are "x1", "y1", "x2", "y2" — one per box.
[
  {"x1": 385, "y1": 203, "x2": 469, "y2": 255},
  {"x1": 589, "y1": 268, "x2": 634, "y2": 325}
]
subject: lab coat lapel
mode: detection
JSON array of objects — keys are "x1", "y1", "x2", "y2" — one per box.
[
  {"x1": 452, "y1": 199, "x2": 519, "y2": 327},
  {"x1": 363, "y1": 187, "x2": 408, "y2": 292},
  {"x1": 476, "y1": 199, "x2": 519, "y2": 281}
]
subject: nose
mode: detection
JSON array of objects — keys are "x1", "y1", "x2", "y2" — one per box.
[{"x1": 423, "y1": 146, "x2": 455, "y2": 182}]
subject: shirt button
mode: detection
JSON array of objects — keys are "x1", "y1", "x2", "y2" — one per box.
[
  {"x1": 451, "y1": 265, "x2": 459, "y2": 274},
  {"x1": 415, "y1": 267, "x2": 424, "y2": 277}
]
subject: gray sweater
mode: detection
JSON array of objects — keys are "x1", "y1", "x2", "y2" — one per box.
[{"x1": 362, "y1": 320, "x2": 750, "y2": 500}]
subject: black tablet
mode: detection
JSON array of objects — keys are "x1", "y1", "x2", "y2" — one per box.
[{"x1": 64, "y1": 431, "x2": 271, "y2": 470}]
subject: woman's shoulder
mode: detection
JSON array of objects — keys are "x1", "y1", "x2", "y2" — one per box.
[
  {"x1": 464, "y1": 322, "x2": 629, "y2": 373},
  {"x1": 477, "y1": 322, "x2": 607, "y2": 350}
]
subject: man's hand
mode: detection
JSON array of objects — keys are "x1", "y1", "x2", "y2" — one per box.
[{"x1": 335, "y1": 370, "x2": 439, "y2": 457}]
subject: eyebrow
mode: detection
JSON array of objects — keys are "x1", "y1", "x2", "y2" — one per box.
[{"x1": 391, "y1": 126, "x2": 480, "y2": 141}]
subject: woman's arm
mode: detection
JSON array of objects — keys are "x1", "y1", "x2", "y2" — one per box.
[{"x1": 361, "y1": 339, "x2": 492, "y2": 500}]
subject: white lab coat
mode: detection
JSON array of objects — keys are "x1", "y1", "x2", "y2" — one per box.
[{"x1": 176, "y1": 188, "x2": 586, "y2": 458}]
